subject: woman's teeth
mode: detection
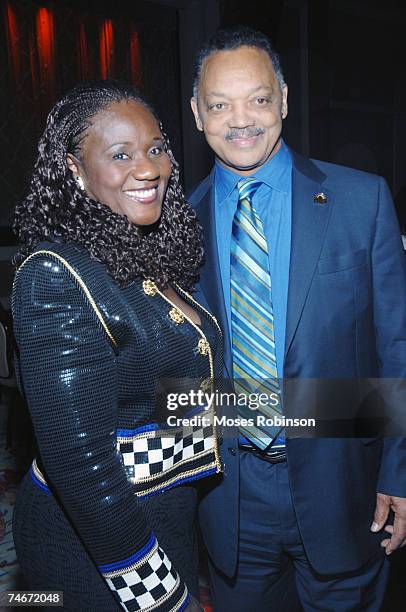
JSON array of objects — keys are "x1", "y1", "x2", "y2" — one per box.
[{"x1": 124, "y1": 188, "x2": 157, "y2": 201}]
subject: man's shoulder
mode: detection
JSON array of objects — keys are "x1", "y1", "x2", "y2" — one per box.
[
  {"x1": 300, "y1": 153, "x2": 382, "y2": 190},
  {"x1": 311, "y1": 159, "x2": 381, "y2": 184},
  {"x1": 289, "y1": 149, "x2": 388, "y2": 206}
]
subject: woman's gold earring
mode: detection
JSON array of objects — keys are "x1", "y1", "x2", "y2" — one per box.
[{"x1": 76, "y1": 176, "x2": 85, "y2": 191}]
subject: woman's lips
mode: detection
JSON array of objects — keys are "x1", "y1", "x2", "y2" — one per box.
[{"x1": 123, "y1": 186, "x2": 158, "y2": 204}]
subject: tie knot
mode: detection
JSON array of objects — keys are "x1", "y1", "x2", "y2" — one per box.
[{"x1": 237, "y1": 178, "x2": 262, "y2": 202}]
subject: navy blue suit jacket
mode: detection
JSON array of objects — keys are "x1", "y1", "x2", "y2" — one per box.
[{"x1": 188, "y1": 150, "x2": 406, "y2": 577}]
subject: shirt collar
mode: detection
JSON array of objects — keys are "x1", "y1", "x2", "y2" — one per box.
[{"x1": 215, "y1": 140, "x2": 292, "y2": 204}]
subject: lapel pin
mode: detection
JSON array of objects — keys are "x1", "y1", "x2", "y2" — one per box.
[{"x1": 314, "y1": 192, "x2": 328, "y2": 205}]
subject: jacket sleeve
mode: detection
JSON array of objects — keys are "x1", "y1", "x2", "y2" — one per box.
[
  {"x1": 370, "y1": 178, "x2": 406, "y2": 496},
  {"x1": 12, "y1": 254, "x2": 189, "y2": 612}
]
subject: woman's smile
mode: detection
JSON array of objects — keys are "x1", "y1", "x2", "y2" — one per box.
[{"x1": 123, "y1": 186, "x2": 159, "y2": 204}]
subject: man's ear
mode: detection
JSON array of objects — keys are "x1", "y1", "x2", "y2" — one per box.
[
  {"x1": 281, "y1": 84, "x2": 288, "y2": 120},
  {"x1": 66, "y1": 153, "x2": 80, "y2": 177},
  {"x1": 190, "y1": 97, "x2": 204, "y2": 131}
]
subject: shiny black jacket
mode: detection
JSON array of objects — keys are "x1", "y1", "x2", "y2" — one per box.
[{"x1": 12, "y1": 241, "x2": 222, "y2": 611}]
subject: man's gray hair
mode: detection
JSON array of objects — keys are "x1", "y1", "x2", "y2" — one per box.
[{"x1": 193, "y1": 25, "x2": 285, "y2": 99}]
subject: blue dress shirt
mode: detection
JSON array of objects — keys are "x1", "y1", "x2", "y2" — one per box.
[{"x1": 214, "y1": 141, "x2": 292, "y2": 379}]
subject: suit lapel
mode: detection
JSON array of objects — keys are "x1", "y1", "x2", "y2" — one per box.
[
  {"x1": 285, "y1": 152, "x2": 333, "y2": 358},
  {"x1": 194, "y1": 172, "x2": 233, "y2": 377}
]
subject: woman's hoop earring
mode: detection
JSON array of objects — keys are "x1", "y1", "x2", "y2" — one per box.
[{"x1": 76, "y1": 176, "x2": 85, "y2": 191}]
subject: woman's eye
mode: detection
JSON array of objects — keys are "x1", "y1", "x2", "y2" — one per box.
[
  {"x1": 150, "y1": 146, "x2": 163, "y2": 156},
  {"x1": 112, "y1": 152, "x2": 130, "y2": 161}
]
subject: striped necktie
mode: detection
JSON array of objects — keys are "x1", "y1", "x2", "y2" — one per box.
[{"x1": 230, "y1": 178, "x2": 285, "y2": 450}]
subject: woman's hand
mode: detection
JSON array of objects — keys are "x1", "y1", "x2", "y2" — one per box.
[{"x1": 185, "y1": 594, "x2": 204, "y2": 611}]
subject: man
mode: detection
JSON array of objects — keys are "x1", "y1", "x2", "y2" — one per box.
[{"x1": 188, "y1": 26, "x2": 406, "y2": 611}]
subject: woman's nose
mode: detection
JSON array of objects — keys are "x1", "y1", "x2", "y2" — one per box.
[{"x1": 131, "y1": 156, "x2": 159, "y2": 181}]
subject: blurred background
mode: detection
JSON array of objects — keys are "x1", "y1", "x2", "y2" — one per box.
[{"x1": 0, "y1": 0, "x2": 405, "y2": 605}]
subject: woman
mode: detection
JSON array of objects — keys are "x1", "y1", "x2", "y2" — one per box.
[{"x1": 12, "y1": 80, "x2": 222, "y2": 611}]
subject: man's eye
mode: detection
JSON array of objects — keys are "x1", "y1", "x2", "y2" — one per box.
[
  {"x1": 255, "y1": 97, "x2": 269, "y2": 105},
  {"x1": 150, "y1": 146, "x2": 163, "y2": 156},
  {"x1": 113, "y1": 152, "x2": 130, "y2": 160},
  {"x1": 209, "y1": 103, "x2": 226, "y2": 111}
]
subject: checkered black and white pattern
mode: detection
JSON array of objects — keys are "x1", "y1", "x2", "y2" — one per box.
[
  {"x1": 104, "y1": 542, "x2": 182, "y2": 611},
  {"x1": 117, "y1": 421, "x2": 215, "y2": 482}
]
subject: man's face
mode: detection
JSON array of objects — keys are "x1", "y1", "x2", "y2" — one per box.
[{"x1": 191, "y1": 46, "x2": 288, "y2": 175}]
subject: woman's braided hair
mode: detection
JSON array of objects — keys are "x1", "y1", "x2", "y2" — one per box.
[{"x1": 14, "y1": 80, "x2": 203, "y2": 289}]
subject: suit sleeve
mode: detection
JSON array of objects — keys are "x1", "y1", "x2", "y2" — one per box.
[
  {"x1": 370, "y1": 178, "x2": 406, "y2": 496},
  {"x1": 12, "y1": 255, "x2": 189, "y2": 611}
]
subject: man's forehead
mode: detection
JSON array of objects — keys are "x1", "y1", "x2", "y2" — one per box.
[
  {"x1": 200, "y1": 46, "x2": 276, "y2": 87},
  {"x1": 204, "y1": 84, "x2": 275, "y2": 101}
]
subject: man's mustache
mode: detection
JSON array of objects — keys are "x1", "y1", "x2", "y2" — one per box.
[{"x1": 225, "y1": 127, "x2": 264, "y2": 140}]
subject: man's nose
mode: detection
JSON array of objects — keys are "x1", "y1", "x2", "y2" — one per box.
[{"x1": 229, "y1": 103, "x2": 254, "y2": 128}]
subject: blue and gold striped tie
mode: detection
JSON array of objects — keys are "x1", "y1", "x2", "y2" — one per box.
[{"x1": 231, "y1": 178, "x2": 285, "y2": 450}]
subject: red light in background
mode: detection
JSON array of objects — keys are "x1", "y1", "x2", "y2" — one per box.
[
  {"x1": 36, "y1": 7, "x2": 56, "y2": 103},
  {"x1": 5, "y1": 2, "x2": 21, "y2": 85},
  {"x1": 100, "y1": 19, "x2": 114, "y2": 79},
  {"x1": 130, "y1": 28, "x2": 142, "y2": 86},
  {"x1": 4, "y1": 5, "x2": 142, "y2": 104},
  {"x1": 77, "y1": 22, "x2": 90, "y2": 81}
]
